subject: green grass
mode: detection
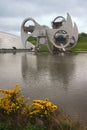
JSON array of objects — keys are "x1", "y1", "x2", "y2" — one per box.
[
  {"x1": 71, "y1": 42, "x2": 87, "y2": 51},
  {"x1": 27, "y1": 33, "x2": 87, "y2": 52},
  {"x1": 28, "y1": 36, "x2": 49, "y2": 51},
  {"x1": 71, "y1": 33, "x2": 87, "y2": 52},
  {"x1": 28, "y1": 36, "x2": 37, "y2": 46}
]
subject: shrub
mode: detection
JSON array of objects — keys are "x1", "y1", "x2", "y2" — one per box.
[
  {"x1": 0, "y1": 85, "x2": 30, "y2": 128},
  {"x1": 23, "y1": 124, "x2": 47, "y2": 130},
  {"x1": 0, "y1": 123, "x2": 9, "y2": 130},
  {"x1": 0, "y1": 84, "x2": 28, "y2": 115},
  {"x1": 0, "y1": 85, "x2": 57, "y2": 129},
  {"x1": 29, "y1": 98, "x2": 57, "y2": 118},
  {"x1": 0, "y1": 85, "x2": 86, "y2": 130}
]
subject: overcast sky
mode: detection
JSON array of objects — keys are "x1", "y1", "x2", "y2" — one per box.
[{"x1": 0, "y1": 0, "x2": 87, "y2": 36}]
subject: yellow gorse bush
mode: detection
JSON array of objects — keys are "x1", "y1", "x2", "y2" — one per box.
[
  {"x1": 0, "y1": 84, "x2": 28, "y2": 114},
  {"x1": 29, "y1": 98, "x2": 58, "y2": 118},
  {"x1": 0, "y1": 85, "x2": 58, "y2": 120}
]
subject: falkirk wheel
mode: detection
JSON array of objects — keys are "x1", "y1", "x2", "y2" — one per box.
[{"x1": 21, "y1": 13, "x2": 78, "y2": 54}]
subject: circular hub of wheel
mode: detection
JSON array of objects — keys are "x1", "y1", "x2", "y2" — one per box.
[{"x1": 54, "y1": 30, "x2": 69, "y2": 48}]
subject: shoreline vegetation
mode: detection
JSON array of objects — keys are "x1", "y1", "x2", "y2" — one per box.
[
  {"x1": 0, "y1": 33, "x2": 87, "y2": 53},
  {"x1": 71, "y1": 33, "x2": 87, "y2": 52},
  {"x1": 0, "y1": 85, "x2": 86, "y2": 130}
]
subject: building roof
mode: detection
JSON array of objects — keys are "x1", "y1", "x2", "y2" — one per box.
[{"x1": 0, "y1": 32, "x2": 24, "y2": 49}]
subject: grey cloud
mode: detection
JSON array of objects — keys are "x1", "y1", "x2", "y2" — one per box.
[
  {"x1": 0, "y1": 17, "x2": 22, "y2": 35},
  {"x1": 0, "y1": 0, "x2": 87, "y2": 35},
  {"x1": 0, "y1": 0, "x2": 86, "y2": 18}
]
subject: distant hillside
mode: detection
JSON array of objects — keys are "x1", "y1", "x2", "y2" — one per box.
[
  {"x1": 71, "y1": 33, "x2": 87, "y2": 51},
  {"x1": 78, "y1": 33, "x2": 87, "y2": 42}
]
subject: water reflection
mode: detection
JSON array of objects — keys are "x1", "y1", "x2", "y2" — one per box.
[
  {"x1": 0, "y1": 53, "x2": 23, "y2": 89},
  {"x1": 21, "y1": 53, "x2": 87, "y2": 124},
  {"x1": 22, "y1": 54, "x2": 75, "y2": 91},
  {"x1": 22, "y1": 54, "x2": 37, "y2": 79}
]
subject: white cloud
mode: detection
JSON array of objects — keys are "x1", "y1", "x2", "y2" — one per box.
[{"x1": 0, "y1": 0, "x2": 87, "y2": 35}]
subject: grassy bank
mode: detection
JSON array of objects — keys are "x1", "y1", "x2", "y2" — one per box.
[
  {"x1": 28, "y1": 33, "x2": 87, "y2": 52},
  {"x1": 0, "y1": 85, "x2": 86, "y2": 130},
  {"x1": 71, "y1": 33, "x2": 87, "y2": 52}
]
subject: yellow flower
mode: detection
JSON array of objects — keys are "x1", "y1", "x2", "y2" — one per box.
[
  {"x1": 46, "y1": 102, "x2": 52, "y2": 107},
  {"x1": 29, "y1": 110, "x2": 40, "y2": 115},
  {"x1": 32, "y1": 103, "x2": 43, "y2": 109}
]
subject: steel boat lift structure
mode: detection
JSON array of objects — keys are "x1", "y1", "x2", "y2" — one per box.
[{"x1": 21, "y1": 13, "x2": 78, "y2": 54}]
